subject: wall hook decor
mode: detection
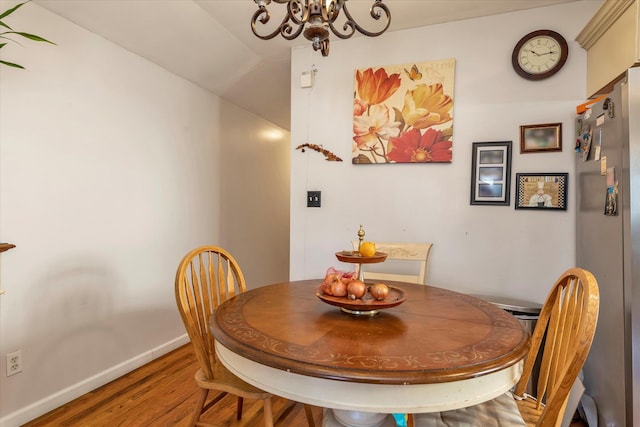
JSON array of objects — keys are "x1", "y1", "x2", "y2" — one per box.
[{"x1": 296, "y1": 143, "x2": 343, "y2": 161}]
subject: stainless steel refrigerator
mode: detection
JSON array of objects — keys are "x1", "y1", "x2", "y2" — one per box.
[{"x1": 575, "y1": 67, "x2": 640, "y2": 426}]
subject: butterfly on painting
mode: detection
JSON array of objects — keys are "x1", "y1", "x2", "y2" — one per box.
[{"x1": 403, "y1": 64, "x2": 422, "y2": 81}]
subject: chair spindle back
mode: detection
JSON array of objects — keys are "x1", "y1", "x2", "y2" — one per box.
[
  {"x1": 175, "y1": 246, "x2": 247, "y2": 380},
  {"x1": 513, "y1": 267, "x2": 599, "y2": 426}
]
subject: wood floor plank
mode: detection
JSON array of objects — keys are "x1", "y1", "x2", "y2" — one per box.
[
  {"x1": 26, "y1": 345, "x2": 195, "y2": 426},
  {"x1": 21, "y1": 344, "x2": 323, "y2": 427}
]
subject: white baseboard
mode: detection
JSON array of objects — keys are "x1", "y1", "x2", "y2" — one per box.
[{"x1": 0, "y1": 334, "x2": 189, "y2": 427}]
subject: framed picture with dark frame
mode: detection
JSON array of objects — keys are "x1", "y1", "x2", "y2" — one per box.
[
  {"x1": 470, "y1": 141, "x2": 512, "y2": 206},
  {"x1": 515, "y1": 173, "x2": 568, "y2": 210},
  {"x1": 520, "y1": 123, "x2": 562, "y2": 153}
]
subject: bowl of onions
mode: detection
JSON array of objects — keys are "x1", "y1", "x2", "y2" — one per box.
[{"x1": 316, "y1": 269, "x2": 406, "y2": 315}]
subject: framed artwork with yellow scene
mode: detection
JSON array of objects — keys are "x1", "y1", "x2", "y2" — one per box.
[
  {"x1": 515, "y1": 173, "x2": 568, "y2": 210},
  {"x1": 352, "y1": 58, "x2": 456, "y2": 164}
]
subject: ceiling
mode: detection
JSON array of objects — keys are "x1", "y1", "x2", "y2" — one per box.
[{"x1": 35, "y1": 0, "x2": 585, "y2": 130}]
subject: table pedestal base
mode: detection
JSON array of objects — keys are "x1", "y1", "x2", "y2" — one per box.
[{"x1": 322, "y1": 408, "x2": 397, "y2": 427}]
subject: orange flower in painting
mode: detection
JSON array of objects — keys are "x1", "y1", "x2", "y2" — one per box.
[
  {"x1": 353, "y1": 104, "x2": 401, "y2": 148},
  {"x1": 356, "y1": 67, "x2": 402, "y2": 106},
  {"x1": 402, "y1": 83, "x2": 453, "y2": 129},
  {"x1": 387, "y1": 128, "x2": 452, "y2": 163}
]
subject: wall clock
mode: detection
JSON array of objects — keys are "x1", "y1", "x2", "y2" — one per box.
[{"x1": 512, "y1": 30, "x2": 568, "y2": 80}]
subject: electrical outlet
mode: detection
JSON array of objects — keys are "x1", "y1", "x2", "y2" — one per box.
[{"x1": 6, "y1": 350, "x2": 22, "y2": 376}]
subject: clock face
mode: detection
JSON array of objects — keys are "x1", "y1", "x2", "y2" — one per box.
[
  {"x1": 518, "y1": 36, "x2": 562, "y2": 73},
  {"x1": 512, "y1": 30, "x2": 568, "y2": 80}
]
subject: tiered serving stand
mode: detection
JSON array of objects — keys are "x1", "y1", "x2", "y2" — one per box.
[
  {"x1": 337, "y1": 224, "x2": 387, "y2": 281},
  {"x1": 315, "y1": 227, "x2": 407, "y2": 315},
  {"x1": 334, "y1": 250, "x2": 387, "y2": 281}
]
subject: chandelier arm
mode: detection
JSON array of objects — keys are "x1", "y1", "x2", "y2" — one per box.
[
  {"x1": 251, "y1": 0, "x2": 390, "y2": 55},
  {"x1": 320, "y1": 0, "x2": 342, "y2": 22},
  {"x1": 329, "y1": 0, "x2": 390, "y2": 39},
  {"x1": 287, "y1": 0, "x2": 312, "y2": 26},
  {"x1": 320, "y1": 39, "x2": 330, "y2": 56},
  {"x1": 251, "y1": 5, "x2": 305, "y2": 41}
]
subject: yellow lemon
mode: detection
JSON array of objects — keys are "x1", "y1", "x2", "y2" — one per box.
[{"x1": 359, "y1": 242, "x2": 376, "y2": 257}]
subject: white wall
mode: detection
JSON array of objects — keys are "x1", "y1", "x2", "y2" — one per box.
[
  {"x1": 219, "y1": 102, "x2": 291, "y2": 289},
  {"x1": 290, "y1": 1, "x2": 602, "y2": 304},
  {"x1": 0, "y1": 2, "x2": 289, "y2": 425}
]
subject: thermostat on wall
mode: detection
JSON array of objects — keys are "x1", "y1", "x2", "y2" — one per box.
[{"x1": 300, "y1": 70, "x2": 314, "y2": 88}]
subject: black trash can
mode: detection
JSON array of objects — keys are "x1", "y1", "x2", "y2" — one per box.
[{"x1": 470, "y1": 294, "x2": 542, "y2": 395}]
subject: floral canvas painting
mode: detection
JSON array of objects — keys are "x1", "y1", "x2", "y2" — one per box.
[{"x1": 353, "y1": 58, "x2": 455, "y2": 164}]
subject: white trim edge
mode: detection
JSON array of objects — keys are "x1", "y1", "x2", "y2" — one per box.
[
  {"x1": 0, "y1": 334, "x2": 189, "y2": 427},
  {"x1": 575, "y1": 0, "x2": 636, "y2": 49}
]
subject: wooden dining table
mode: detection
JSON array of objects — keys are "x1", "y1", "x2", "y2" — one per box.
[{"x1": 210, "y1": 279, "x2": 529, "y2": 427}]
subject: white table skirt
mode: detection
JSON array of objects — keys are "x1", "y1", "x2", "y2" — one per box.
[{"x1": 215, "y1": 341, "x2": 523, "y2": 414}]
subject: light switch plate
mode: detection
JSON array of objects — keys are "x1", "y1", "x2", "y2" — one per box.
[{"x1": 307, "y1": 191, "x2": 321, "y2": 207}]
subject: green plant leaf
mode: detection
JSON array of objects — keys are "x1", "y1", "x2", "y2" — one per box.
[
  {"x1": 0, "y1": 34, "x2": 24, "y2": 46},
  {"x1": 0, "y1": 0, "x2": 54, "y2": 69},
  {"x1": 0, "y1": 21, "x2": 14, "y2": 31},
  {"x1": 0, "y1": 59, "x2": 25, "y2": 69},
  {"x1": 3, "y1": 31, "x2": 54, "y2": 44},
  {"x1": 0, "y1": 2, "x2": 28, "y2": 20}
]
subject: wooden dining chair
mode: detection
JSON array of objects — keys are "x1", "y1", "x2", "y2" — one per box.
[
  {"x1": 351, "y1": 241, "x2": 433, "y2": 284},
  {"x1": 175, "y1": 245, "x2": 315, "y2": 427},
  {"x1": 410, "y1": 267, "x2": 600, "y2": 427}
]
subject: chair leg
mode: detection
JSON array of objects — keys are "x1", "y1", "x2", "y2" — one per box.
[
  {"x1": 236, "y1": 396, "x2": 244, "y2": 420},
  {"x1": 190, "y1": 388, "x2": 208, "y2": 427},
  {"x1": 262, "y1": 397, "x2": 274, "y2": 427},
  {"x1": 303, "y1": 404, "x2": 316, "y2": 427}
]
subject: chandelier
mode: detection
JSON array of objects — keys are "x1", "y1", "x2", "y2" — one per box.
[{"x1": 251, "y1": 0, "x2": 391, "y2": 57}]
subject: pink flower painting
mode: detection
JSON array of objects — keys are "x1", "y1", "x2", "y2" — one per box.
[{"x1": 353, "y1": 59, "x2": 455, "y2": 164}]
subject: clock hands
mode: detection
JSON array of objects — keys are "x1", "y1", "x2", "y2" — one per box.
[
  {"x1": 512, "y1": 30, "x2": 568, "y2": 79},
  {"x1": 524, "y1": 48, "x2": 558, "y2": 56}
]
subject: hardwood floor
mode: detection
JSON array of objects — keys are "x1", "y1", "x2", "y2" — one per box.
[
  {"x1": 20, "y1": 343, "x2": 588, "y2": 427},
  {"x1": 22, "y1": 344, "x2": 323, "y2": 427}
]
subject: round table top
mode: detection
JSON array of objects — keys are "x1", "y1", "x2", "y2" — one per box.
[{"x1": 210, "y1": 279, "x2": 529, "y2": 386}]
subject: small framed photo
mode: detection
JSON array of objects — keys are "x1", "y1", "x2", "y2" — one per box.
[
  {"x1": 515, "y1": 173, "x2": 568, "y2": 210},
  {"x1": 470, "y1": 141, "x2": 512, "y2": 206},
  {"x1": 520, "y1": 123, "x2": 562, "y2": 153}
]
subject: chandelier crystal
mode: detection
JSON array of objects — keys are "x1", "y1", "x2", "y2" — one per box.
[{"x1": 251, "y1": 0, "x2": 391, "y2": 57}]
